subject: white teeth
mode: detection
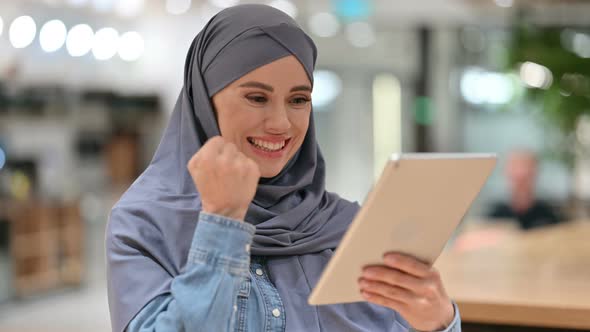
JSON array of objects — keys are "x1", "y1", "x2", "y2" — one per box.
[{"x1": 250, "y1": 138, "x2": 286, "y2": 151}]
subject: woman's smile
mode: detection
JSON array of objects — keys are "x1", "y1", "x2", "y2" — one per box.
[{"x1": 247, "y1": 136, "x2": 292, "y2": 159}]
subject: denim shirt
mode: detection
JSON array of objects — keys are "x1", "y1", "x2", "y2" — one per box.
[{"x1": 127, "y1": 212, "x2": 461, "y2": 332}]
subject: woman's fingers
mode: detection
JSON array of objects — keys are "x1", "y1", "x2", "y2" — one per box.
[
  {"x1": 362, "y1": 266, "x2": 425, "y2": 292},
  {"x1": 187, "y1": 135, "x2": 260, "y2": 221},
  {"x1": 220, "y1": 139, "x2": 238, "y2": 157},
  {"x1": 206, "y1": 135, "x2": 227, "y2": 155},
  {"x1": 360, "y1": 289, "x2": 407, "y2": 312},
  {"x1": 358, "y1": 279, "x2": 415, "y2": 304},
  {"x1": 382, "y1": 252, "x2": 432, "y2": 278},
  {"x1": 360, "y1": 257, "x2": 456, "y2": 332},
  {"x1": 189, "y1": 136, "x2": 224, "y2": 168}
]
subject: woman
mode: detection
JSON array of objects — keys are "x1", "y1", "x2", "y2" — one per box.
[{"x1": 106, "y1": 4, "x2": 460, "y2": 332}]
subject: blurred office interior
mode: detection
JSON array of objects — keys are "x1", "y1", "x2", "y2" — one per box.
[{"x1": 0, "y1": 0, "x2": 589, "y2": 331}]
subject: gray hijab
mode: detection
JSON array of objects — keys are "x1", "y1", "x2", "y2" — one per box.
[{"x1": 106, "y1": 4, "x2": 404, "y2": 332}]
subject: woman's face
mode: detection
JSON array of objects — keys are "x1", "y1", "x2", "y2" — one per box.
[{"x1": 211, "y1": 55, "x2": 312, "y2": 178}]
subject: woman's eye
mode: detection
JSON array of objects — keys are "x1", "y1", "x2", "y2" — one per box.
[
  {"x1": 291, "y1": 97, "x2": 311, "y2": 105},
  {"x1": 246, "y1": 95, "x2": 268, "y2": 104}
]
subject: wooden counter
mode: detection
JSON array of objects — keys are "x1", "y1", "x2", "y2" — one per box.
[{"x1": 435, "y1": 221, "x2": 590, "y2": 330}]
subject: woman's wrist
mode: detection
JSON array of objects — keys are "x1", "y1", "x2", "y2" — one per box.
[
  {"x1": 412, "y1": 301, "x2": 457, "y2": 332},
  {"x1": 201, "y1": 206, "x2": 246, "y2": 221}
]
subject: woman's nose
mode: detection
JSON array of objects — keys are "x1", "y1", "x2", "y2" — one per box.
[{"x1": 265, "y1": 105, "x2": 291, "y2": 133}]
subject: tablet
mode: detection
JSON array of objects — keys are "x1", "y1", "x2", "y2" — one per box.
[{"x1": 308, "y1": 153, "x2": 497, "y2": 305}]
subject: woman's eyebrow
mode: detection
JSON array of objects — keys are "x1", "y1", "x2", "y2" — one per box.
[
  {"x1": 239, "y1": 81, "x2": 274, "y2": 92},
  {"x1": 290, "y1": 85, "x2": 312, "y2": 92},
  {"x1": 238, "y1": 81, "x2": 312, "y2": 93}
]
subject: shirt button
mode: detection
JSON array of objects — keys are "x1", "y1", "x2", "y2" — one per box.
[
  {"x1": 233, "y1": 305, "x2": 238, "y2": 312},
  {"x1": 255, "y1": 268, "x2": 263, "y2": 276},
  {"x1": 245, "y1": 244, "x2": 250, "y2": 252},
  {"x1": 272, "y1": 308, "x2": 281, "y2": 317}
]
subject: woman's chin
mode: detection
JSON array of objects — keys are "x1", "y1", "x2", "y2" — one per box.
[
  {"x1": 259, "y1": 169, "x2": 282, "y2": 179},
  {"x1": 256, "y1": 162, "x2": 288, "y2": 179}
]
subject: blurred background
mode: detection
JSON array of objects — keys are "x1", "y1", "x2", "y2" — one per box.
[{"x1": 1, "y1": 0, "x2": 589, "y2": 331}]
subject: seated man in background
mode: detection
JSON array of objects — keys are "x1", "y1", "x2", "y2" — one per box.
[{"x1": 488, "y1": 150, "x2": 564, "y2": 230}]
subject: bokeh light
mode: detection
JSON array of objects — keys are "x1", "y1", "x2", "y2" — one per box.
[
  {"x1": 66, "y1": 24, "x2": 94, "y2": 57},
  {"x1": 10, "y1": 171, "x2": 32, "y2": 201},
  {"x1": 461, "y1": 67, "x2": 516, "y2": 105},
  {"x1": 345, "y1": 21, "x2": 376, "y2": 48},
  {"x1": 0, "y1": 147, "x2": 5, "y2": 170},
  {"x1": 520, "y1": 61, "x2": 553, "y2": 89},
  {"x1": 572, "y1": 33, "x2": 590, "y2": 59},
  {"x1": 118, "y1": 31, "x2": 144, "y2": 61},
  {"x1": 312, "y1": 70, "x2": 342, "y2": 108},
  {"x1": 334, "y1": 0, "x2": 372, "y2": 21},
  {"x1": 9, "y1": 16, "x2": 37, "y2": 49},
  {"x1": 308, "y1": 12, "x2": 340, "y2": 38},
  {"x1": 40, "y1": 19, "x2": 67, "y2": 53},
  {"x1": 92, "y1": 27, "x2": 119, "y2": 60}
]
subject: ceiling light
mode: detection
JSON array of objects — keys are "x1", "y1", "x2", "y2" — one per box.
[
  {"x1": 9, "y1": 16, "x2": 37, "y2": 49},
  {"x1": 40, "y1": 19, "x2": 67, "y2": 53},
  {"x1": 92, "y1": 27, "x2": 119, "y2": 60},
  {"x1": 118, "y1": 31, "x2": 144, "y2": 61},
  {"x1": 66, "y1": 24, "x2": 94, "y2": 57}
]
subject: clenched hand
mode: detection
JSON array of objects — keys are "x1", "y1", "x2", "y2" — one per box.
[{"x1": 187, "y1": 136, "x2": 260, "y2": 221}]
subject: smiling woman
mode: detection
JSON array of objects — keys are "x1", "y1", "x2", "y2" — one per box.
[
  {"x1": 212, "y1": 56, "x2": 312, "y2": 178},
  {"x1": 106, "y1": 4, "x2": 460, "y2": 332}
]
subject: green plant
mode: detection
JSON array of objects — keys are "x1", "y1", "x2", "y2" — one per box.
[{"x1": 507, "y1": 15, "x2": 590, "y2": 165}]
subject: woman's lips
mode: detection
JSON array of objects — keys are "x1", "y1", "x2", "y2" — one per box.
[{"x1": 247, "y1": 137, "x2": 291, "y2": 158}]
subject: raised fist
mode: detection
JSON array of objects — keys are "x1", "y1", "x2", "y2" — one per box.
[{"x1": 187, "y1": 136, "x2": 260, "y2": 221}]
